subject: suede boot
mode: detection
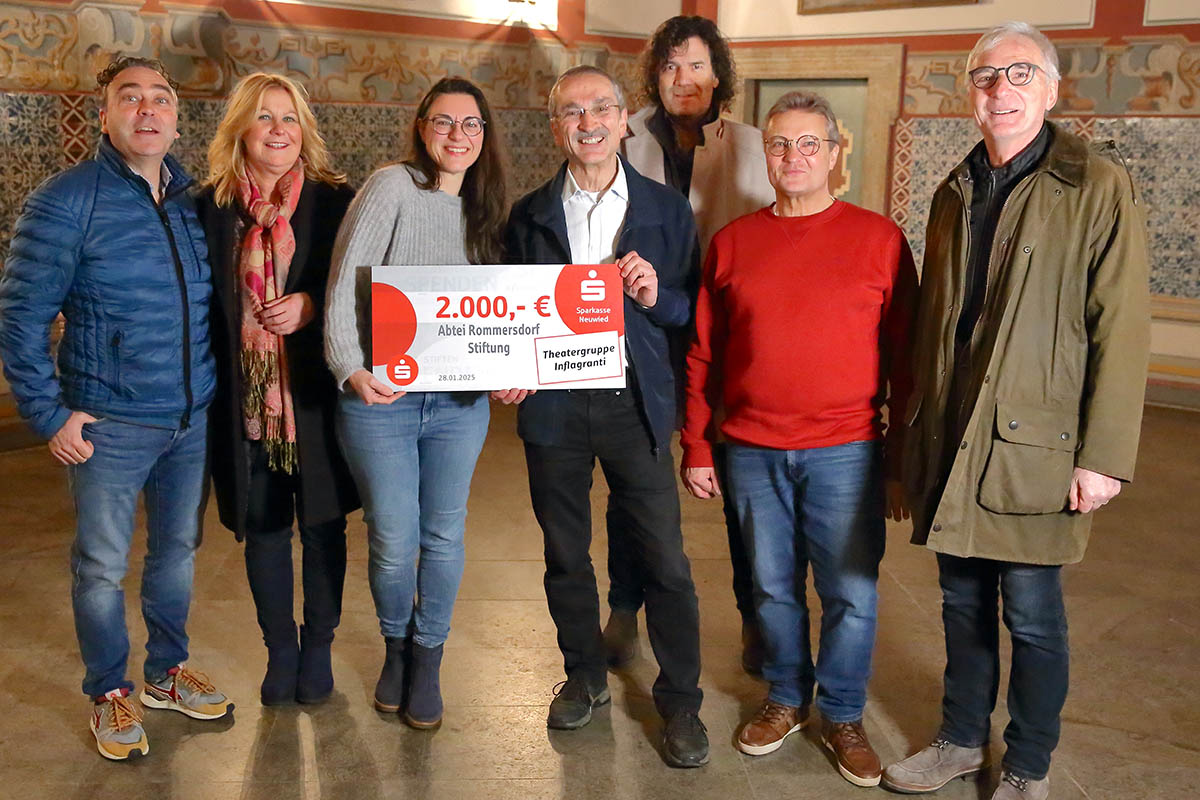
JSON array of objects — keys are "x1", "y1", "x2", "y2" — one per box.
[
  {"x1": 296, "y1": 625, "x2": 334, "y2": 704},
  {"x1": 404, "y1": 642, "x2": 444, "y2": 729},
  {"x1": 374, "y1": 636, "x2": 409, "y2": 713},
  {"x1": 261, "y1": 636, "x2": 300, "y2": 706}
]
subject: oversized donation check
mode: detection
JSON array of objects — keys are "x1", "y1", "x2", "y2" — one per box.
[{"x1": 370, "y1": 264, "x2": 626, "y2": 392}]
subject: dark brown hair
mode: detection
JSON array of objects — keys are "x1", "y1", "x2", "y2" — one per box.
[
  {"x1": 639, "y1": 15, "x2": 737, "y2": 112},
  {"x1": 406, "y1": 77, "x2": 508, "y2": 265},
  {"x1": 95, "y1": 55, "x2": 179, "y2": 100}
]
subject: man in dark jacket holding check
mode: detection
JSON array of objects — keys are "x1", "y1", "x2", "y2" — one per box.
[
  {"x1": 502, "y1": 65, "x2": 706, "y2": 769},
  {"x1": 0, "y1": 56, "x2": 232, "y2": 761}
]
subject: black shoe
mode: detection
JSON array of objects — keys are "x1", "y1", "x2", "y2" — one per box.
[
  {"x1": 404, "y1": 642, "x2": 444, "y2": 730},
  {"x1": 546, "y1": 676, "x2": 610, "y2": 730},
  {"x1": 296, "y1": 625, "x2": 334, "y2": 705},
  {"x1": 662, "y1": 710, "x2": 709, "y2": 768},
  {"x1": 374, "y1": 635, "x2": 410, "y2": 713},
  {"x1": 602, "y1": 609, "x2": 639, "y2": 669},
  {"x1": 260, "y1": 639, "x2": 299, "y2": 706}
]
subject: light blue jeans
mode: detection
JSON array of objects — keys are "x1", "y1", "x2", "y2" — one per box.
[
  {"x1": 68, "y1": 412, "x2": 209, "y2": 698},
  {"x1": 726, "y1": 439, "x2": 885, "y2": 722},
  {"x1": 336, "y1": 391, "x2": 489, "y2": 647}
]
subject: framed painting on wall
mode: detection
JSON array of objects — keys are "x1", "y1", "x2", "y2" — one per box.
[{"x1": 799, "y1": 0, "x2": 978, "y2": 13}]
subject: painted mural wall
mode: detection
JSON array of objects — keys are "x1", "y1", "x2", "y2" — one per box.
[
  {"x1": 0, "y1": 1, "x2": 645, "y2": 266},
  {"x1": 1, "y1": 1, "x2": 1196, "y2": 305},
  {"x1": 895, "y1": 38, "x2": 1200, "y2": 300}
]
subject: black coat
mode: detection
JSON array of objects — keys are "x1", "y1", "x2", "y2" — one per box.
[
  {"x1": 195, "y1": 179, "x2": 360, "y2": 539},
  {"x1": 504, "y1": 158, "x2": 699, "y2": 454}
]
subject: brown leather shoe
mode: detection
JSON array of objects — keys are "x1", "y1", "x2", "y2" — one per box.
[
  {"x1": 736, "y1": 700, "x2": 810, "y2": 755},
  {"x1": 821, "y1": 718, "x2": 882, "y2": 787}
]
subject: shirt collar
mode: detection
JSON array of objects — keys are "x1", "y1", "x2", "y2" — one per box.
[
  {"x1": 562, "y1": 158, "x2": 629, "y2": 204},
  {"x1": 969, "y1": 121, "x2": 1052, "y2": 184},
  {"x1": 646, "y1": 103, "x2": 716, "y2": 151}
]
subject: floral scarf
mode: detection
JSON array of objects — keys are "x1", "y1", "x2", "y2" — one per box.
[{"x1": 236, "y1": 163, "x2": 304, "y2": 473}]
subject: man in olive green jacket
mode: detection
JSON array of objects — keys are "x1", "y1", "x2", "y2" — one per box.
[{"x1": 883, "y1": 22, "x2": 1150, "y2": 800}]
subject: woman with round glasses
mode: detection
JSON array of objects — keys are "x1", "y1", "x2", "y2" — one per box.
[
  {"x1": 196, "y1": 72, "x2": 360, "y2": 706},
  {"x1": 324, "y1": 76, "x2": 508, "y2": 729}
]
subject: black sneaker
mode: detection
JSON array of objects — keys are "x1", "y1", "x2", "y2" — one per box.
[
  {"x1": 546, "y1": 677, "x2": 610, "y2": 730},
  {"x1": 663, "y1": 710, "x2": 709, "y2": 768}
]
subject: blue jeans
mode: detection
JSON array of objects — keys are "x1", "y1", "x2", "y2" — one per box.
[
  {"x1": 336, "y1": 391, "x2": 489, "y2": 647},
  {"x1": 937, "y1": 554, "x2": 1069, "y2": 781},
  {"x1": 68, "y1": 412, "x2": 209, "y2": 698},
  {"x1": 726, "y1": 440, "x2": 885, "y2": 721}
]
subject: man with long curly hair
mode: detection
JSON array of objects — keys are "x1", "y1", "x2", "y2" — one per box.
[{"x1": 610, "y1": 14, "x2": 776, "y2": 676}]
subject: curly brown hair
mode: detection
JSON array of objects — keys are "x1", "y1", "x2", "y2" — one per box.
[
  {"x1": 639, "y1": 16, "x2": 737, "y2": 113},
  {"x1": 95, "y1": 55, "x2": 179, "y2": 101}
]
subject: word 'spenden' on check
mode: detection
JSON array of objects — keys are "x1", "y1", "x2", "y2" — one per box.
[{"x1": 370, "y1": 264, "x2": 627, "y2": 392}]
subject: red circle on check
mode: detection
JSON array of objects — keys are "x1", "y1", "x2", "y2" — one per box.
[
  {"x1": 386, "y1": 355, "x2": 419, "y2": 387},
  {"x1": 371, "y1": 283, "x2": 417, "y2": 366},
  {"x1": 554, "y1": 265, "x2": 624, "y2": 335}
]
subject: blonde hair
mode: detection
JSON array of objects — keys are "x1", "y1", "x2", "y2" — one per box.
[{"x1": 206, "y1": 72, "x2": 345, "y2": 207}]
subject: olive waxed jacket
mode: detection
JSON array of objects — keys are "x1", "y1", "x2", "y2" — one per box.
[{"x1": 903, "y1": 122, "x2": 1151, "y2": 565}]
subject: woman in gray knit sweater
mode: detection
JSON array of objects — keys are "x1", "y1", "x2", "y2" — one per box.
[{"x1": 323, "y1": 78, "x2": 508, "y2": 729}]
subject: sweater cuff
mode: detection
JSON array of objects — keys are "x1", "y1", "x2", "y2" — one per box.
[{"x1": 680, "y1": 443, "x2": 715, "y2": 470}]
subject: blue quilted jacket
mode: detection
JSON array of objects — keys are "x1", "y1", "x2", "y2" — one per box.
[{"x1": 0, "y1": 136, "x2": 215, "y2": 439}]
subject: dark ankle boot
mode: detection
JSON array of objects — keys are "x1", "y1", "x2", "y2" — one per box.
[
  {"x1": 404, "y1": 642, "x2": 444, "y2": 729},
  {"x1": 374, "y1": 636, "x2": 409, "y2": 713},
  {"x1": 261, "y1": 634, "x2": 300, "y2": 706},
  {"x1": 296, "y1": 625, "x2": 334, "y2": 704}
]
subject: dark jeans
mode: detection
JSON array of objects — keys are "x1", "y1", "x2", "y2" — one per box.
[
  {"x1": 937, "y1": 553, "x2": 1069, "y2": 781},
  {"x1": 524, "y1": 388, "x2": 702, "y2": 717},
  {"x1": 607, "y1": 441, "x2": 756, "y2": 622},
  {"x1": 243, "y1": 442, "x2": 347, "y2": 647}
]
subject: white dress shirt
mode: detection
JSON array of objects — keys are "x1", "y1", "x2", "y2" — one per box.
[{"x1": 561, "y1": 160, "x2": 629, "y2": 264}]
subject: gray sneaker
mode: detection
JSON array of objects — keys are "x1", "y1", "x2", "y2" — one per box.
[
  {"x1": 882, "y1": 738, "x2": 988, "y2": 793},
  {"x1": 90, "y1": 689, "x2": 149, "y2": 760},
  {"x1": 991, "y1": 771, "x2": 1049, "y2": 800},
  {"x1": 140, "y1": 664, "x2": 234, "y2": 720}
]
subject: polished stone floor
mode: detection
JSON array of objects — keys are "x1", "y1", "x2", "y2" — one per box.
[{"x1": 1, "y1": 403, "x2": 1197, "y2": 799}]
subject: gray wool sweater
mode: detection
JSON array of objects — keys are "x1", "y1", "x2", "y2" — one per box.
[{"x1": 324, "y1": 164, "x2": 469, "y2": 388}]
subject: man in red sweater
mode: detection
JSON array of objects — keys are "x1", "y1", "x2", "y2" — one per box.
[{"x1": 681, "y1": 90, "x2": 917, "y2": 786}]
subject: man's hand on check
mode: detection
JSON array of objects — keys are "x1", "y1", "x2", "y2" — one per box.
[
  {"x1": 490, "y1": 389, "x2": 535, "y2": 405},
  {"x1": 618, "y1": 251, "x2": 658, "y2": 308}
]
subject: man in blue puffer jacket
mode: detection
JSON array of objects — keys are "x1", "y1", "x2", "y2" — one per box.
[{"x1": 0, "y1": 56, "x2": 233, "y2": 761}]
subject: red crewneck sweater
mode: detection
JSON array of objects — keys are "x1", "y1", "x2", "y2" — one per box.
[{"x1": 681, "y1": 200, "x2": 917, "y2": 473}]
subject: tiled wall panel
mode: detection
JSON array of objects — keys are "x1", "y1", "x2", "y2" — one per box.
[
  {"x1": 0, "y1": 96, "x2": 562, "y2": 266},
  {"x1": 889, "y1": 115, "x2": 1200, "y2": 299}
]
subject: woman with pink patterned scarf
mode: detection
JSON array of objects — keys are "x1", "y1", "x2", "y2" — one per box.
[{"x1": 196, "y1": 72, "x2": 360, "y2": 706}]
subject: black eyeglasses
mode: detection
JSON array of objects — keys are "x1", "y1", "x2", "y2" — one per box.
[
  {"x1": 423, "y1": 115, "x2": 485, "y2": 137},
  {"x1": 968, "y1": 62, "x2": 1040, "y2": 90},
  {"x1": 764, "y1": 135, "x2": 838, "y2": 157}
]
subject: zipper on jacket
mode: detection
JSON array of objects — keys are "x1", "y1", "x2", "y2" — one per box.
[
  {"x1": 111, "y1": 330, "x2": 123, "y2": 393},
  {"x1": 969, "y1": 171, "x2": 1035, "y2": 360},
  {"x1": 156, "y1": 203, "x2": 194, "y2": 430}
]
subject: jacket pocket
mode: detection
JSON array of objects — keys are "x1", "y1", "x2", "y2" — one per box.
[
  {"x1": 109, "y1": 330, "x2": 124, "y2": 396},
  {"x1": 978, "y1": 401, "x2": 1078, "y2": 515}
]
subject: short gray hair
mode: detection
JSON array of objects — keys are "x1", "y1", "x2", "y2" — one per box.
[
  {"x1": 547, "y1": 65, "x2": 626, "y2": 117},
  {"x1": 765, "y1": 91, "x2": 839, "y2": 144},
  {"x1": 967, "y1": 21, "x2": 1061, "y2": 82}
]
